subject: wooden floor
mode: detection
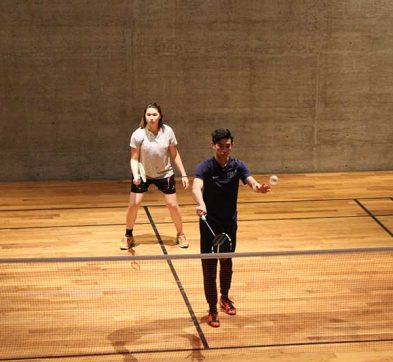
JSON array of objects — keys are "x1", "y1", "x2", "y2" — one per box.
[{"x1": 0, "y1": 171, "x2": 393, "y2": 361}]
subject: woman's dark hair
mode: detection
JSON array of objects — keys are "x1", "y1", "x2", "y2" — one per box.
[
  {"x1": 211, "y1": 128, "x2": 233, "y2": 144},
  {"x1": 139, "y1": 102, "x2": 163, "y2": 128}
]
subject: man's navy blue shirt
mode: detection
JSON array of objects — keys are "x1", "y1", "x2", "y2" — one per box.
[{"x1": 195, "y1": 157, "x2": 251, "y2": 224}]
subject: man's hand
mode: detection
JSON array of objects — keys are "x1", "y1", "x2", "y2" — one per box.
[
  {"x1": 195, "y1": 206, "x2": 207, "y2": 217},
  {"x1": 255, "y1": 183, "x2": 270, "y2": 193}
]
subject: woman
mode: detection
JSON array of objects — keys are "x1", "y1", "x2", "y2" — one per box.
[{"x1": 120, "y1": 102, "x2": 189, "y2": 249}]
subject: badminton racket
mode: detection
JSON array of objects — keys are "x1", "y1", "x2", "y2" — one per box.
[
  {"x1": 201, "y1": 215, "x2": 232, "y2": 253},
  {"x1": 138, "y1": 162, "x2": 147, "y2": 183}
]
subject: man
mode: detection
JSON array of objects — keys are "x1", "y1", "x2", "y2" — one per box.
[{"x1": 192, "y1": 128, "x2": 270, "y2": 327}]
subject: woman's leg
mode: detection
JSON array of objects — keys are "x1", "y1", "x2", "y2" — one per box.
[
  {"x1": 120, "y1": 192, "x2": 145, "y2": 250},
  {"x1": 163, "y1": 193, "x2": 183, "y2": 233},
  {"x1": 126, "y1": 192, "x2": 145, "y2": 229},
  {"x1": 164, "y1": 193, "x2": 188, "y2": 247}
]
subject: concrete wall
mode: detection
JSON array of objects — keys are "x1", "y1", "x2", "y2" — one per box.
[{"x1": 1, "y1": 0, "x2": 392, "y2": 181}]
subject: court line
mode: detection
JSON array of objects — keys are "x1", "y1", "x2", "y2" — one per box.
[
  {"x1": 0, "y1": 195, "x2": 391, "y2": 213},
  {"x1": 3, "y1": 214, "x2": 393, "y2": 231},
  {"x1": 0, "y1": 222, "x2": 149, "y2": 231},
  {"x1": 0, "y1": 205, "x2": 128, "y2": 213},
  {"x1": 354, "y1": 199, "x2": 393, "y2": 237},
  {"x1": 2, "y1": 337, "x2": 393, "y2": 361},
  {"x1": 237, "y1": 196, "x2": 393, "y2": 204},
  {"x1": 161, "y1": 214, "x2": 393, "y2": 224},
  {"x1": 143, "y1": 206, "x2": 210, "y2": 350}
]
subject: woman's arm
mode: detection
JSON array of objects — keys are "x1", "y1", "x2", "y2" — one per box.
[
  {"x1": 169, "y1": 144, "x2": 189, "y2": 189},
  {"x1": 130, "y1": 147, "x2": 141, "y2": 185}
]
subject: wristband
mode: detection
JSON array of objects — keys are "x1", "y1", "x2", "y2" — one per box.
[{"x1": 181, "y1": 175, "x2": 188, "y2": 177}]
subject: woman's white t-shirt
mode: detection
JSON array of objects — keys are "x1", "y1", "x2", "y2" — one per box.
[{"x1": 130, "y1": 124, "x2": 177, "y2": 179}]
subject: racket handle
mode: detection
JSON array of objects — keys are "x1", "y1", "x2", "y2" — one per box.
[{"x1": 200, "y1": 215, "x2": 216, "y2": 238}]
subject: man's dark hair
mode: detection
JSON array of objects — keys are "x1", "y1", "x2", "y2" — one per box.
[{"x1": 211, "y1": 128, "x2": 233, "y2": 144}]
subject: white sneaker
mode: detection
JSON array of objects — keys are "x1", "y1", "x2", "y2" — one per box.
[
  {"x1": 120, "y1": 236, "x2": 135, "y2": 250},
  {"x1": 177, "y1": 233, "x2": 189, "y2": 248}
]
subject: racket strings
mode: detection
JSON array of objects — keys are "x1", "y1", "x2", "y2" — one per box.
[
  {"x1": 201, "y1": 216, "x2": 233, "y2": 253},
  {"x1": 213, "y1": 233, "x2": 231, "y2": 247},
  {"x1": 212, "y1": 233, "x2": 232, "y2": 253}
]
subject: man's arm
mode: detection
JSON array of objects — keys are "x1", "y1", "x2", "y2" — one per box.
[
  {"x1": 192, "y1": 177, "x2": 207, "y2": 216},
  {"x1": 245, "y1": 176, "x2": 270, "y2": 193},
  {"x1": 169, "y1": 144, "x2": 189, "y2": 189}
]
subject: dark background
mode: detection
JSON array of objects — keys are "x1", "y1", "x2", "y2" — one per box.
[{"x1": 1, "y1": 0, "x2": 392, "y2": 180}]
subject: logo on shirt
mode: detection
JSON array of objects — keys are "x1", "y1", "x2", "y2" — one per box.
[
  {"x1": 211, "y1": 169, "x2": 237, "y2": 181},
  {"x1": 227, "y1": 170, "x2": 237, "y2": 179}
]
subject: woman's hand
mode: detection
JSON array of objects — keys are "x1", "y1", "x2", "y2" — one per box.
[
  {"x1": 181, "y1": 176, "x2": 189, "y2": 189},
  {"x1": 133, "y1": 177, "x2": 141, "y2": 186}
]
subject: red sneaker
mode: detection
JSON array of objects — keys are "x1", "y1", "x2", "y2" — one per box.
[
  {"x1": 208, "y1": 311, "x2": 220, "y2": 328},
  {"x1": 220, "y1": 298, "x2": 236, "y2": 315}
]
